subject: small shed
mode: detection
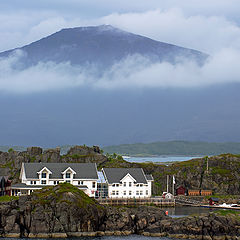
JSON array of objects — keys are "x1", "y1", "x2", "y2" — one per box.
[
  {"x1": 176, "y1": 186, "x2": 186, "y2": 195},
  {"x1": 209, "y1": 197, "x2": 219, "y2": 206},
  {"x1": 165, "y1": 193, "x2": 174, "y2": 199},
  {"x1": 200, "y1": 190, "x2": 212, "y2": 196},
  {"x1": 0, "y1": 176, "x2": 11, "y2": 196},
  {"x1": 188, "y1": 190, "x2": 200, "y2": 196}
]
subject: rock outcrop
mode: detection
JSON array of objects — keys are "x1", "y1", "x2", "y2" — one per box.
[
  {"x1": 0, "y1": 145, "x2": 108, "y2": 183},
  {"x1": 0, "y1": 184, "x2": 239, "y2": 239}
]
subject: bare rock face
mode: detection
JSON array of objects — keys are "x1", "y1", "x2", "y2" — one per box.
[
  {"x1": 27, "y1": 147, "x2": 43, "y2": 156},
  {"x1": 0, "y1": 184, "x2": 107, "y2": 237},
  {"x1": 64, "y1": 145, "x2": 107, "y2": 164},
  {"x1": 42, "y1": 148, "x2": 61, "y2": 162}
]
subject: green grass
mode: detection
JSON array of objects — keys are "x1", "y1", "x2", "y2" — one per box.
[
  {"x1": 206, "y1": 194, "x2": 240, "y2": 200},
  {"x1": 211, "y1": 167, "x2": 231, "y2": 176},
  {"x1": 0, "y1": 195, "x2": 18, "y2": 202},
  {"x1": 33, "y1": 182, "x2": 101, "y2": 208},
  {"x1": 216, "y1": 210, "x2": 240, "y2": 220}
]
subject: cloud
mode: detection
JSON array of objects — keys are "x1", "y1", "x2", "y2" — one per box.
[
  {"x1": 99, "y1": 9, "x2": 240, "y2": 54},
  {"x1": 1, "y1": 48, "x2": 240, "y2": 93},
  {"x1": 1, "y1": 6, "x2": 240, "y2": 54},
  {"x1": 0, "y1": 0, "x2": 240, "y2": 92}
]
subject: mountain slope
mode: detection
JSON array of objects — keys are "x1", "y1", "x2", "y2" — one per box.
[{"x1": 0, "y1": 25, "x2": 207, "y2": 70}]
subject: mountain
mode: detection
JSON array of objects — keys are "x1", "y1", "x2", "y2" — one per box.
[{"x1": 0, "y1": 25, "x2": 207, "y2": 71}]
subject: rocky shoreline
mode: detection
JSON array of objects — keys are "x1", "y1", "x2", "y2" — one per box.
[{"x1": 0, "y1": 184, "x2": 239, "y2": 239}]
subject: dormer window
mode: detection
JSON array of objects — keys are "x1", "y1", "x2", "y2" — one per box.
[
  {"x1": 66, "y1": 173, "x2": 71, "y2": 178},
  {"x1": 41, "y1": 172, "x2": 47, "y2": 178}
]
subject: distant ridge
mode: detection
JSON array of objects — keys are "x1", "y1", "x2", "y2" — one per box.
[{"x1": 102, "y1": 141, "x2": 240, "y2": 156}]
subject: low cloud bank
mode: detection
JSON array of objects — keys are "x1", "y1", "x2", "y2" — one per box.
[{"x1": 1, "y1": 48, "x2": 240, "y2": 93}]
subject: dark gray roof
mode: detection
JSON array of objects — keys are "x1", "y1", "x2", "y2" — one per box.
[
  {"x1": 12, "y1": 183, "x2": 42, "y2": 189},
  {"x1": 146, "y1": 174, "x2": 154, "y2": 181},
  {"x1": 24, "y1": 163, "x2": 98, "y2": 180},
  {"x1": 102, "y1": 168, "x2": 147, "y2": 184},
  {"x1": 12, "y1": 183, "x2": 88, "y2": 189}
]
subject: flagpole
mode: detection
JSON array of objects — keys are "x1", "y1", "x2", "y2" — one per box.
[
  {"x1": 172, "y1": 175, "x2": 175, "y2": 196},
  {"x1": 167, "y1": 175, "x2": 169, "y2": 193}
]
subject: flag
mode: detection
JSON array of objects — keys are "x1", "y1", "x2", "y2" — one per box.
[{"x1": 173, "y1": 175, "x2": 175, "y2": 184}]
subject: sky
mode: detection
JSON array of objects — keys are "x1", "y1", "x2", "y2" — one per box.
[{"x1": 0, "y1": 0, "x2": 240, "y2": 93}]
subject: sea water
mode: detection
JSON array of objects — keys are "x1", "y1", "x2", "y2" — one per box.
[{"x1": 123, "y1": 156, "x2": 202, "y2": 163}]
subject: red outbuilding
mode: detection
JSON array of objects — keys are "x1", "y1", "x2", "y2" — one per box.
[{"x1": 176, "y1": 186, "x2": 186, "y2": 195}]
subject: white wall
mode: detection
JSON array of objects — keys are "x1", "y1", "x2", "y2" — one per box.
[{"x1": 108, "y1": 175, "x2": 152, "y2": 198}]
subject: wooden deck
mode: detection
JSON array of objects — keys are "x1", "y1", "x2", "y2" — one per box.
[{"x1": 96, "y1": 197, "x2": 175, "y2": 207}]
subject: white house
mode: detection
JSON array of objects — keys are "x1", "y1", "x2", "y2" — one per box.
[
  {"x1": 11, "y1": 162, "x2": 98, "y2": 197},
  {"x1": 102, "y1": 168, "x2": 153, "y2": 198}
]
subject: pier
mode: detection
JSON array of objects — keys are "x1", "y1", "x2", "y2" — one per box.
[
  {"x1": 97, "y1": 197, "x2": 175, "y2": 207},
  {"x1": 175, "y1": 196, "x2": 240, "y2": 210}
]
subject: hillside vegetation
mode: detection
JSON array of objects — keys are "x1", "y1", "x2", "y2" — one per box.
[{"x1": 103, "y1": 141, "x2": 240, "y2": 156}]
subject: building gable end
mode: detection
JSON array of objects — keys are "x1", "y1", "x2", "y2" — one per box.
[
  {"x1": 120, "y1": 173, "x2": 136, "y2": 183},
  {"x1": 37, "y1": 167, "x2": 52, "y2": 175},
  {"x1": 61, "y1": 167, "x2": 76, "y2": 175}
]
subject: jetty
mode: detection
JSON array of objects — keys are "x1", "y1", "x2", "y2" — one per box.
[
  {"x1": 175, "y1": 196, "x2": 240, "y2": 210},
  {"x1": 97, "y1": 197, "x2": 175, "y2": 207}
]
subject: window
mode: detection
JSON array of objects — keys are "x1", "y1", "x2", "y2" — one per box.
[
  {"x1": 34, "y1": 181, "x2": 36, "y2": 185},
  {"x1": 66, "y1": 180, "x2": 70, "y2": 183},
  {"x1": 92, "y1": 182, "x2": 96, "y2": 188},
  {"x1": 140, "y1": 191, "x2": 143, "y2": 195},
  {"x1": 66, "y1": 172, "x2": 71, "y2": 178},
  {"x1": 78, "y1": 181, "x2": 84, "y2": 185},
  {"x1": 123, "y1": 191, "x2": 126, "y2": 195},
  {"x1": 123, "y1": 182, "x2": 126, "y2": 187},
  {"x1": 41, "y1": 180, "x2": 46, "y2": 185},
  {"x1": 31, "y1": 181, "x2": 33, "y2": 184},
  {"x1": 136, "y1": 190, "x2": 139, "y2": 195},
  {"x1": 129, "y1": 191, "x2": 132, "y2": 196},
  {"x1": 129, "y1": 182, "x2": 132, "y2": 187},
  {"x1": 140, "y1": 184, "x2": 143, "y2": 187},
  {"x1": 41, "y1": 172, "x2": 47, "y2": 178},
  {"x1": 116, "y1": 191, "x2": 119, "y2": 195},
  {"x1": 116, "y1": 184, "x2": 119, "y2": 187},
  {"x1": 54, "y1": 181, "x2": 56, "y2": 185},
  {"x1": 146, "y1": 190, "x2": 148, "y2": 195},
  {"x1": 112, "y1": 191, "x2": 115, "y2": 195}
]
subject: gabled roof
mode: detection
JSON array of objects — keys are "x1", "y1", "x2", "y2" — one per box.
[
  {"x1": 37, "y1": 166, "x2": 52, "y2": 174},
  {"x1": 102, "y1": 168, "x2": 148, "y2": 184},
  {"x1": 146, "y1": 174, "x2": 154, "y2": 181},
  {"x1": 23, "y1": 163, "x2": 98, "y2": 180},
  {"x1": 11, "y1": 183, "x2": 88, "y2": 189}
]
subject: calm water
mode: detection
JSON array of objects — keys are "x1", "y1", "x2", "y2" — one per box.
[
  {"x1": 162, "y1": 206, "x2": 218, "y2": 218},
  {"x1": 123, "y1": 156, "x2": 202, "y2": 163}
]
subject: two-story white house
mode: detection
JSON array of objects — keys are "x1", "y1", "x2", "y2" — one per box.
[
  {"x1": 102, "y1": 168, "x2": 153, "y2": 198},
  {"x1": 11, "y1": 163, "x2": 98, "y2": 197}
]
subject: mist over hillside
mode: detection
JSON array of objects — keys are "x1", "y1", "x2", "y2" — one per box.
[{"x1": 0, "y1": 25, "x2": 239, "y2": 146}]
